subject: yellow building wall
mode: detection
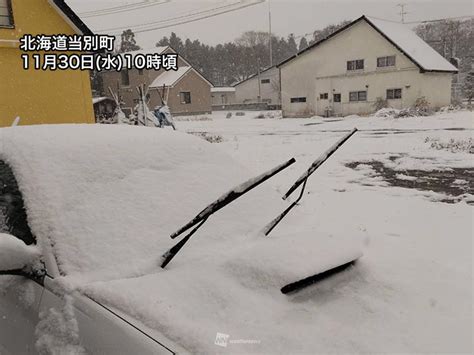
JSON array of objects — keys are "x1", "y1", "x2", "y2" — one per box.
[{"x1": 0, "y1": 0, "x2": 94, "y2": 127}]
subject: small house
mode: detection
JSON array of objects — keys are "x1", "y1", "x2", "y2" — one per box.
[{"x1": 101, "y1": 47, "x2": 213, "y2": 117}]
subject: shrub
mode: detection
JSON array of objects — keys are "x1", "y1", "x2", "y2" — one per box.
[
  {"x1": 425, "y1": 137, "x2": 473, "y2": 153},
  {"x1": 413, "y1": 96, "x2": 432, "y2": 116},
  {"x1": 395, "y1": 97, "x2": 433, "y2": 117},
  {"x1": 373, "y1": 97, "x2": 388, "y2": 111}
]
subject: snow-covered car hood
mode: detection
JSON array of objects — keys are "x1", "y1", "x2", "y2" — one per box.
[
  {"x1": 1, "y1": 124, "x2": 365, "y2": 352},
  {"x1": 82, "y1": 228, "x2": 363, "y2": 354}
]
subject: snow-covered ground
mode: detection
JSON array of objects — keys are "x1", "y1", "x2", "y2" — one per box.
[{"x1": 175, "y1": 110, "x2": 473, "y2": 352}]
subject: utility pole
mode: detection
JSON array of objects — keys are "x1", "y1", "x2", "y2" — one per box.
[
  {"x1": 268, "y1": 0, "x2": 273, "y2": 67},
  {"x1": 257, "y1": 59, "x2": 262, "y2": 103},
  {"x1": 397, "y1": 3, "x2": 408, "y2": 23}
]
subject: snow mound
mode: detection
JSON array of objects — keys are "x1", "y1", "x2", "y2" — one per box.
[
  {"x1": 374, "y1": 108, "x2": 401, "y2": 118},
  {"x1": 0, "y1": 233, "x2": 40, "y2": 271},
  {"x1": 84, "y1": 229, "x2": 364, "y2": 354}
]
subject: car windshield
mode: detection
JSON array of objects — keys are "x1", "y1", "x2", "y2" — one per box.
[{"x1": 0, "y1": 125, "x2": 288, "y2": 283}]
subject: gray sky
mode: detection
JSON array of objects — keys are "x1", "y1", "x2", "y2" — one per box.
[{"x1": 69, "y1": 0, "x2": 473, "y2": 47}]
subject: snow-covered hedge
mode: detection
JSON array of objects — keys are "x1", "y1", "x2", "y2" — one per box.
[{"x1": 425, "y1": 137, "x2": 473, "y2": 153}]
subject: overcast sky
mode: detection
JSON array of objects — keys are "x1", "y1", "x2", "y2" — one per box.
[{"x1": 68, "y1": 0, "x2": 473, "y2": 48}]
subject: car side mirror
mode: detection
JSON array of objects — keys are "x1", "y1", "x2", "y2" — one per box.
[{"x1": 0, "y1": 233, "x2": 43, "y2": 278}]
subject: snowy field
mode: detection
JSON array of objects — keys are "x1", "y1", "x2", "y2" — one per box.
[{"x1": 177, "y1": 110, "x2": 473, "y2": 352}]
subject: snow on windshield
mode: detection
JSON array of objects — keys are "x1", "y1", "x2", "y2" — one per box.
[{"x1": 0, "y1": 125, "x2": 290, "y2": 282}]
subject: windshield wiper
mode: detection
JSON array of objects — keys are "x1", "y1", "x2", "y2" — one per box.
[
  {"x1": 161, "y1": 157, "x2": 296, "y2": 268},
  {"x1": 263, "y1": 128, "x2": 358, "y2": 236}
]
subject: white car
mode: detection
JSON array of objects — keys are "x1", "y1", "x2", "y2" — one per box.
[{"x1": 0, "y1": 125, "x2": 363, "y2": 354}]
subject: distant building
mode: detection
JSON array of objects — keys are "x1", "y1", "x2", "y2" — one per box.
[
  {"x1": 211, "y1": 87, "x2": 236, "y2": 107},
  {"x1": 278, "y1": 15, "x2": 458, "y2": 118},
  {"x1": 0, "y1": 0, "x2": 94, "y2": 126},
  {"x1": 149, "y1": 65, "x2": 213, "y2": 116},
  {"x1": 101, "y1": 47, "x2": 213, "y2": 116},
  {"x1": 233, "y1": 66, "x2": 281, "y2": 106}
]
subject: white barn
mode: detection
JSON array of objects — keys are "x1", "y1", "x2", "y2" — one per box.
[
  {"x1": 279, "y1": 16, "x2": 458, "y2": 117},
  {"x1": 233, "y1": 66, "x2": 281, "y2": 105}
]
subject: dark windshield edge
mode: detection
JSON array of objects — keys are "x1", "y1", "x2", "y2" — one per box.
[{"x1": 0, "y1": 159, "x2": 36, "y2": 245}]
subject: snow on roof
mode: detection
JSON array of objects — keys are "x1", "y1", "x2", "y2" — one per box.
[
  {"x1": 366, "y1": 17, "x2": 458, "y2": 72},
  {"x1": 211, "y1": 87, "x2": 235, "y2": 93},
  {"x1": 233, "y1": 66, "x2": 278, "y2": 87},
  {"x1": 149, "y1": 66, "x2": 192, "y2": 88}
]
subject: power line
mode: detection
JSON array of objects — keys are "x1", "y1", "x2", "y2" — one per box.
[
  {"x1": 404, "y1": 15, "x2": 474, "y2": 24},
  {"x1": 96, "y1": 0, "x2": 265, "y2": 35},
  {"x1": 98, "y1": 1, "x2": 242, "y2": 32},
  {"x1": 79, "y1": 0, "x2": 171, "y2": 18},
  {"x1": 292, "y1": 14, "x2": 473, "y2": 45},
  {"x1": 78, "y1": 0, "x2": 170, "y2": 17}
]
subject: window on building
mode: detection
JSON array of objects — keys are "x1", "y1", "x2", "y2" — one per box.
[
  {"x1": 0, "y1": 0, "x2": 14, "y2": 28},
  {"x1": 349, "y1": 91, "x2": 367, "y2": 102},
  {"x1": 347, "y1": 59, "x2": 364, "y2": 71},
  {"x1": 386, "y1": 88, "x2": 402, "y2": 99},
  {"x1": 291, "y1": 97, "x2": 306, "y2": 103},
  {"x1": 121, "y1": 70, "x2": 130, "y2": 86},
  {"x1": 320, "y1": 93, "x2": 328, "y2": 100},
  {"x1": 333, "y1": 93, "x2": 341, "y2": 102},
  {"x1": 180, "y1": 92, "x2": 192, "y2": 104},
  {"x1": 377, "y1": 55, "x2": 396, "y2": 67},
  {"x1": 261, "y1": 79, "x2": 271, "y2": 84}
]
